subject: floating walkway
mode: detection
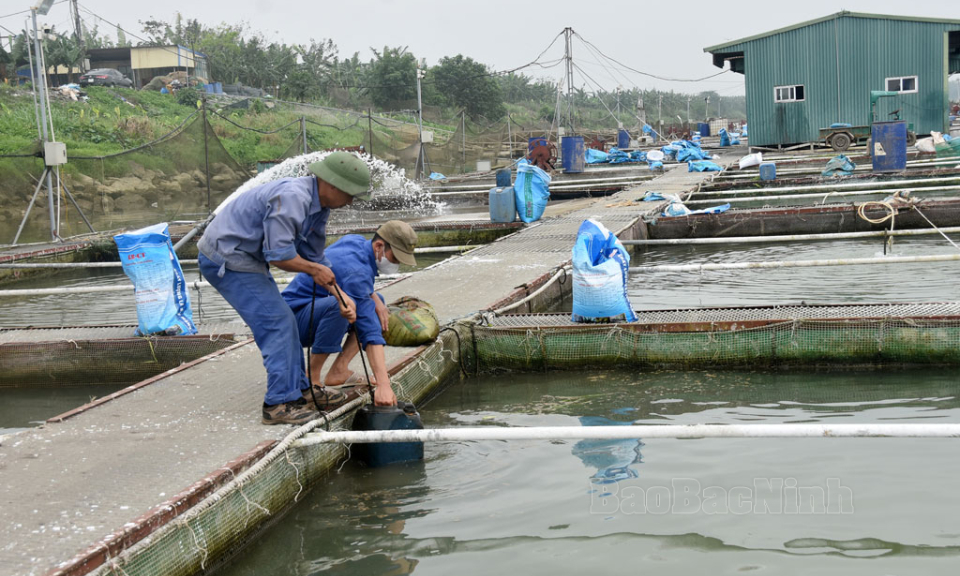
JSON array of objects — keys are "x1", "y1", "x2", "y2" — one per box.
[{"x1": 0, "y1": 162, "x2": 722, "y2": 576}]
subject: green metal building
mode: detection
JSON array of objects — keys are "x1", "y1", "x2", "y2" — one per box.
[{"x1": 704, "y1": 12, "x2": 960, "y2": 147}]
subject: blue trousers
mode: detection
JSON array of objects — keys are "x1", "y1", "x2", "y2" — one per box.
[
  {"x1": 293, "y1": 295, "x2": 350, "y2": 354},
  {"x1": 199, "y1": 254, "x2": 308, "y2": 406}
]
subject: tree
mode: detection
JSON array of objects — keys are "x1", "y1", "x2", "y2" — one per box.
[
  {"x1": 197, "y1": 24, "x2": 245, "y2": 84},
  {"x1": 365, "y1": 46, "x2": 417, "y2": 109},
  {"x1": 44, "y1": 33, "x2": 84, "y2": 84},
  {"x1": 115, "y1": 25, "x2": 129, "y2": 48},
  {"x1": 432, "y1": 54, "x2": 505, "y2": 119}
]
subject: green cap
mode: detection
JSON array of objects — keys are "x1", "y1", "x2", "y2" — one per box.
[
  {"x1": 308, "y1": 151, "x2": 372, "y2": 201},
  {"x1": 377, "y1": 220, "x2": 418, "y2": 266}
]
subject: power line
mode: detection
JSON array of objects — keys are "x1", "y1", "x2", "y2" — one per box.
[{"x1": 572, "y1": 30, "x2": 730, "y2": 83}]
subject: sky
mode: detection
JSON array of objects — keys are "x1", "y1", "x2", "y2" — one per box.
[{"x1": 3, "y1": 0, "x2": 960, "y2": 97}]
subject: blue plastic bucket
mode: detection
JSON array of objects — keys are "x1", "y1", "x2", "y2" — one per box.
[{"x1": 561, "y1": 136, "x2": 585, "y2": 173}]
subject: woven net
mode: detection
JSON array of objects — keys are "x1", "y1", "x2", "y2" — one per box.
[
  {"x1": 90, "y1": 327, "x2": 465, "y2": 576},
  {"x1": 473, "y1": 305, "x2": 960, "y2": 372},
  {"x1": 0, "y1": 334, "x2": 241, "y2": 388},
  {"x1": 1, "y1": 115, "x2": 251, "y2": 244}
]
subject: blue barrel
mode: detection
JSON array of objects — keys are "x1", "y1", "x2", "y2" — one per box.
[
  {"x1": 351, "y1": 402, "x2": 424, "y2": 467},
  {"x1": 561, "y1": 136, "x2": 585, "y2": 173},
  {"x1": 759, "y1": 162, "x2": 777, "y2": 181},
  {"x1": 489, "y1": 186, "x2": 516, "y2": 223},
  {"x1": 871, "y1": 121, "x2": 907, "y2": 172},
  {"x1": 698, "y1": 122, "x2": 710, "y2": 137},
  {"x1": 617, "y1": 129, "x2": 630, "y2": 149},
  {"x1": 528, "y1": 137, "x2": 548, "y2": 152},
  {"x1": 495, "y1": 169, "x2": 512, "y2": 187}
]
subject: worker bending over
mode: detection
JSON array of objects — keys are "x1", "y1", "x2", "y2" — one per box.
[
  {"x1": 198, "y1": 152, "x2": 371, "y2": 425},
  {"x1": 282, "y1": 221, "x2": 418, "y2": 407}
]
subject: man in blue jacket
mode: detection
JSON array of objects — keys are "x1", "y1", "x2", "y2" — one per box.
[
  {"x1": 282, "y1": 221, "x2": 418, "y2": 408},
  {"x1": 197, "y1": 152, "x2": 370, "y2": 425}
]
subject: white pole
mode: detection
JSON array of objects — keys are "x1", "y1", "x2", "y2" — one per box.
[
  {"x1": 697, "y1": 176, "x2": 960, "y2": 197},
  {"x1": 293, "y1": 423, "x2": 960, "y2": 448},
  {"x1": 622, "y1": 227, "x2": 960, "y2": 246},
  {"x1": 629, "y1": 253, "x2": 960, "y2": 274},
  {"x1": 686, "y1": 185, "x2": 960, "y2": 205}
]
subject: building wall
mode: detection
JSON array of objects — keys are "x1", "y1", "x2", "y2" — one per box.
[{"x1": 731, "y1": 16, "x2": 960, "y2": 147}]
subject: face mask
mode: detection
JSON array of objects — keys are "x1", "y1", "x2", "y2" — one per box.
[{"x1": 376, "y1": 245, "x2": 400, "y2": 275}]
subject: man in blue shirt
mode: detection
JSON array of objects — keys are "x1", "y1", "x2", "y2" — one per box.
[
  {"x1": 282, "y1": 221, "x2": 419, "y2": 408},
  {"x1": 197, "y1": 152, "x2": 371, "y2": 425}
]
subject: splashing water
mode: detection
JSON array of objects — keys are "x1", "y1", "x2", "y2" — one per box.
[{"x1": 235, "y1": 151, "x2": 442, "y2": 215}]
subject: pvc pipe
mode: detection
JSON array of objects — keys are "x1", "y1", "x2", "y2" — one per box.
[
  {"x1": 717, "y1": 158, "x2": 960, "y2": 179},
  {"x1": 493, "y1": 265, "x2": 571, "y2": 315},
  {"x1": 0, "y1": 245, "x2": 476, "y2": 267},
  {"x1": 428, "y1": 174, "x2": 655, "y2": 191},
  {"x1": 293, "y1": 423, "x2": 960, "y2": 447},
  {"x1": 685, "y1": 185, "x2": 960, "y2": 205},
  {"x1": 0, "y1": 260, "x2": 199, "y2": 269},
  {"x1": 695, "y1": 176, "x2": 960, "y2": 197},
  {"x1": 629, "y1": 253, "x2": 960, "y2": 274},
  {"x1": 430, "y1": 180, "x2": 651, "y2": 197},
  {"x1": 623, "y1": 227, "x2": 960, "y2": 245}
]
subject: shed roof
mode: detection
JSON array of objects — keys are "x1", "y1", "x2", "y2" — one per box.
[{"x1": 704, "y1": 11, "x2": 960, "y2": 53}]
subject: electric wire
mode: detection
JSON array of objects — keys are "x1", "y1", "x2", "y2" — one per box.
[{"x1": 573, "y1": 30, "x2": 731, "y2": 83}]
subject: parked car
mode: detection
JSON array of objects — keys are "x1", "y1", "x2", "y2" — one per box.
[{"x1": 78, "y1": 69, "x2": 133, "y2": 88}]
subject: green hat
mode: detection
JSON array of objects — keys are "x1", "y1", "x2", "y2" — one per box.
[
  {"x1": 377, "y1": 220, "x2": 418, "y2": 266},
  {"x1": 308, "y1": 151, "x2": 372, "y2": 201}
]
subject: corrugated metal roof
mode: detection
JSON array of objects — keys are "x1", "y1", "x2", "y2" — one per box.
[{"x1": 705, "y1": 11, "x2": 960, "y2": 54}]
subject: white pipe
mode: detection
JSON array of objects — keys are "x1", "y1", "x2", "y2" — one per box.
[
  {"x1": 428, "y1": 174, "x2": 655, "y2": 191},
  {"x1": 293, "y1": 423, "x2": 960, "y2": 447},
  {"x1": 718, "y1": 158, "x2": 960, "y2": 179},
  {"x1": 493, "y1": 265, "x2": 571, "y2": 315},
  {"x1": 0, "y1": 277, "x2": 291, "y2": 297},
  {"x1": 0, "y1": 260, "x2": 200, "y2": 269},
  {"x1": 629, "y1": 253, "x2": 960, "y2": 274},
  {"x1": 685, "y1": 185, "x2": 960, "y2": 205},
  {"x1": 623, "y1": 227, "x2": 960, "y2": 245},
  {"x1": 0, "y1": 246, "x2": 477, "y2": 268},
  {"x1": 695, "y1": 177, "x2": 960, "y2": 197},
  {"x1": 430, "y1": 180, "x2": 651, "y2": 197}
]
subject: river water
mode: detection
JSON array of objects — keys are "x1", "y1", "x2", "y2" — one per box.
[
  {"x1": 216, "y1": 368, "x2": 960, "y2": 575},
  {"x1": 2, "y1": 227, "x2": 958, "y2": 572}
]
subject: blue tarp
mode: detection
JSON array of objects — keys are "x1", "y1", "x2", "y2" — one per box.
[
  {"x1": 586, "y1": 148, "x2": 609, "y2": 164},
  {"x1": 677, "y1": 147, "x2": 710, "y2": 162},
  {"x1": 821, "y1": 154, "x2": 856, "y2": 177},
  {"x1": 687, "y1": 160, "x2": 723, "y2": 172},
  {"x1": 830, "y1": 122, "x2": 853, "y2": 128},
  {"x1": 429, "y1": 172, "x2": 447, "y2": 180}
]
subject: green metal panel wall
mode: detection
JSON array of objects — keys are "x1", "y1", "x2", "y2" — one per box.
[{"x1": 736, "y1": 15, "x2": 960, "y2": 147}]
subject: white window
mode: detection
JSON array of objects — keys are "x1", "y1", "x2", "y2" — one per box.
[
  {"x1": 885, "y1": 76, "x2": 918, "y2": 93},
  {"x1": 774, "y1": 84, "x2": 805, "y2": 103}
]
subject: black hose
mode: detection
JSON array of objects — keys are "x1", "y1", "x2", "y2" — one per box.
[{"x1": 331, "y1": 283, "x2": 374, "y2": 398}]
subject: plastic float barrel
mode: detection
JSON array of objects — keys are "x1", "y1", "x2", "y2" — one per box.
[
  {"x1": 351, "y1": 401, "x2": 424, "y2": 467},
  {"x1": 698, "y1": 122, "x2": 710, "y2": 137},
  {"x1": 759, "y1": 162, "x2": 777, "y2": 181},
  {"x1": 489, "y1": 186, "x2": 516, "y2": 223},
  {"x1": 617, "y1": 129, "x2": 630, "y2": 149},
  {"x1": 496, "y1": 168, "x2": 512, "y2": 188},
  {"x1": 561, "y1": 136, "x2": 586, "y2": 173},
  {"x1": 871, "y1": 121, "x2": 907, "y2": 173}
]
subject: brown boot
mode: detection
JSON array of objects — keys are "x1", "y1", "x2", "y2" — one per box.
[
  {"x1": 262, "y1": 397, "x2": 318, "y2": 425},
  {"x1": 302, "y1": 385, "x2": 348, "y2": 411}
]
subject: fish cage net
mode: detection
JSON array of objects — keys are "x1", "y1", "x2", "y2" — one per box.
[
  {"x1": 0, "y1": 333, "x2": 242, "y2": 388},
  {"x1": 473, "y1": 303, "x2": 960, "y2": 372},
  {"x1": 87, "y1": 328, "x2": 464, "y2": 576},
  {"x1": 0, "y1": 115, "x2": 251, "y2": 244}
]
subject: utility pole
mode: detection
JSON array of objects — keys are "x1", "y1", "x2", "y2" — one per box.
[
  {"x1": 563, "y1": 26, "x2": 574, "y2": 134},
  {"x1": 32, "y1": 4, "x2": 55, "y2": 240},
  {"x1": 70, "y1": 0, "x2": 85, "y2": 72},
  {"x1": 705, "y1": 96, "x2": 710, "y2": 119},
  {"x1": 657, "y1": 92, "x2": 663, "y2": 140},
  {"x1": 718, "y1": 97, "x2": 722, "y2": 119},
  {"x1": 415, "y1": 58, "x2": 426, "y2": 179},
  {"x1": 686, "y1": 96, "x2": 691, "y2": 123}
]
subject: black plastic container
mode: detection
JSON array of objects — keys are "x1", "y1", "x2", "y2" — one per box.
[{"x1": 351, "y1": 401, "x2": 424, "y2": 467}]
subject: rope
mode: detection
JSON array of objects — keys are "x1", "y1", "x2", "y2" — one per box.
[
  {"x1": 284, "y1": 449, "x2": 304, "y2": 502},
  {"x1": 209, "y1": 110, "x2": 301, "y2": 134},
  {"x1": 912, "y1": 206, "x2": 960, "y2": 252},
  {"x1": 180, "y1": 517, "x2": 209, "y2": 571}
]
